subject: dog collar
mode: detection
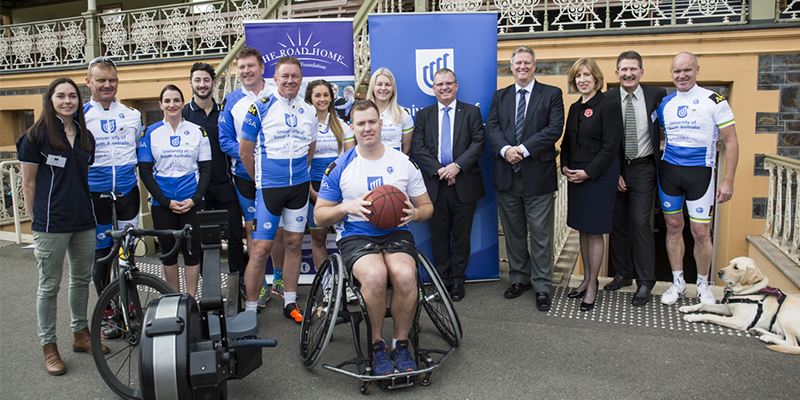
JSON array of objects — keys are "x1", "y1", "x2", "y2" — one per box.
[{"x1": 722, "y1": 286, "x2": 786, "y2": 331}]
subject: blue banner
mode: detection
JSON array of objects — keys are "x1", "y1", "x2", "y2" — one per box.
[
  {"x1": 369, "y1": 13, "x2": 500, "y2": 281},
  {"x1": 244, "y1": 19, "x2": 354, "y2": 80}
]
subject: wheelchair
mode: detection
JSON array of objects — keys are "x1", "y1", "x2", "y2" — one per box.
[
  {"x1": 300, "y1": 247, "x2": 462, "y2": 395},
  {"x1": 137, "y1": 210, "x2": 277, "y2": 399}
]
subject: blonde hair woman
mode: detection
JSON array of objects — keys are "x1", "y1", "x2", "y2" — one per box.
[{"x1": 366, "y1": 68, "x2": 415, "y2": 154}]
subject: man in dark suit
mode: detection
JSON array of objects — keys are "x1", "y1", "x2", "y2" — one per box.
[
  {"x1": 486, "y1": 46, "x2": 565, "y2": 311},
  {"x1": 412, "y1": 68, "x2": 486, "y2": 301},
  {"x1": 604, "y1": 51, "x2": 667, "y2": 306}
]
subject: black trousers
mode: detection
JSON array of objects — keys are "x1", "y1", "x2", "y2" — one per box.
[
  {"x1": 203, "y1": 184, "x2": 245, "y2": 275},
  {"x1": 429, "y1": 181, "x2": 478, "y2": 286},
  {"x1": 609, "y1": 160, "x2": 657, "y2": 289}
]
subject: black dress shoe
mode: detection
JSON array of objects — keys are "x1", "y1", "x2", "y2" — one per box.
[
  {"x1": 504, "y1": 283, "x2": 532, "y2": 299},
  {"x1": 450, "y1": 284, "x2": 465, "y2": 302},
  {"x1": 535, "y1": 292, "x2": 550, "y2": 311},
  {"x1": 567, "y1": 289, "x2": 586, "y2": 299},
  {"x1": 579, "y1": 301, "x2": 595, "y2": 311},
  {"x1": 603, "y1": 275, "x2": 633, "y2": 291},
  {"x1": 631, "y1": 285, "x2": 651, "y2": 306}
]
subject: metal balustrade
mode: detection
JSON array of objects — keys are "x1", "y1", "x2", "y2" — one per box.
[{"x1": 763, "y1": 154, "x2": 800, "y2": 265}]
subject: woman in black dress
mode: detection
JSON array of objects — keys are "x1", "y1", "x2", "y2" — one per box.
[{"x1": 561, "y1": 58, "x2": 622, "y2": 311}]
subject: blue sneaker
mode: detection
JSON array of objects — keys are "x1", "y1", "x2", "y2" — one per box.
[
  {"x1": 371, "y1": 340, "x2": 394, "y2": 375},
  {"x1": 390, "y1": 340, "x2": 417, "y2": 372}
]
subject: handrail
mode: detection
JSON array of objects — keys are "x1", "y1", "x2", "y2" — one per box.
[{"x1": 764, "y1": 153, "x2": 800, "y2": 170}]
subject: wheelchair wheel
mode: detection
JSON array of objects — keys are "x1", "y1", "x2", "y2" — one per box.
[
  {"x1": 300, "y1": 253, "x2": 344, "y2": 369},
  {"x1": 417, "y1": 253, "x2": 462, "y2": 348},
  {"x1": 90, "y1": 272, "x2": 174, "y2": 400}
]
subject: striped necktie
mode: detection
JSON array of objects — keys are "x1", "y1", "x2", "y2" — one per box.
[
  {"x1": 514, "y1": 88, "x2": 527, "y2": 172},
  {"x1": 625, "y1": 93, "x2": 638, "y2": 160}
]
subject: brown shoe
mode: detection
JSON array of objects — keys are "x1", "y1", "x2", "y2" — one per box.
[
  {"x1": 43, "y1": 343, "x2": 66, "y2": 375},
  {"x1": 72, "y1": 327, "x2": 109, "y2": 354}
]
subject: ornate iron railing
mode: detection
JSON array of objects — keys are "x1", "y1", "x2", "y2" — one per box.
[
  {"x1": 0, "y1": 160, "x2": 29, "y2": 243},
  {"x1": 552, "y1": 166, "x2": 571, "y2": 262},
  {"x1": 0, "y1": 16, "x2": 86, "y2": 70},
  {"x1": 763, "y1": 154, "x2": 800, "y2": 265},
  {"x1": 778, "y1": 0, "x2": 800, "y2": 21}
]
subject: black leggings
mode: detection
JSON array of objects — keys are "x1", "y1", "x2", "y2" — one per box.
[{"x1": 151, "y1": 202, "x2": 203, "y2": 266}]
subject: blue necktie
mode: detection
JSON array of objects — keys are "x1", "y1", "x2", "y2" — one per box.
[
  {"x1": 514, "y1": 88, "x2": 527, "y2": 172},
  {"x1": 441, "y1": 106, "x2": 452, "y2": 166}
]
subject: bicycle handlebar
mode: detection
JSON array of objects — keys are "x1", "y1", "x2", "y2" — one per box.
[{"x1": 97, "y1": 224, "x2": 193, "y2": 264}]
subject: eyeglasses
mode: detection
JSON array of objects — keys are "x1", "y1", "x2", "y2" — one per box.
[
  {"x1": 87, "y1": 56, "x2": 117, "y2": 71},
  {"x1": 433, "y1": 81, "x2": 457, "y2": 88}
]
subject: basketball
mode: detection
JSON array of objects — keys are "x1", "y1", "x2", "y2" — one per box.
[{"x1": 366, "y1": 184, "x2": 408, "y2": 230}]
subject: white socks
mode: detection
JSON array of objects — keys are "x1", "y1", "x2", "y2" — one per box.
[
  {"x1": 245, "y1": 301, "x2": 258, "y2": 312},
  {"x1": 285, "y1": 291, "x2": 297, "y2": 307},
  {"x1": 672, "y1": 271, "x2": 686, "y2": 288}
]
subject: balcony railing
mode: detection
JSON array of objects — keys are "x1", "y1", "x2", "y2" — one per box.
[
  {"x1": 0, "y1": 160, "x2": 29, "y2": 243},
  {"x1": 763, "y1": 154, "x2": 800, "y2": 265},
  {"x1": 2, "y1": 0, "x2": 782, "y2": 74}
]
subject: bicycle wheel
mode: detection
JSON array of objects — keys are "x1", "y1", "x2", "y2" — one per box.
[
  {"x1": 300, "y1": 253, "x2": 343, "y2": 369},
  {"x1": 417, "y1": 253, "x2": 462, "y2": 348},
  {"x1": 91, "y1": 272, "x2": 174, "y2": 399}
]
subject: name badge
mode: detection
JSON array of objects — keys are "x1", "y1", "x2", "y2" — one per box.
[{"x1": 46, "y1": 154, "x2": 67, "y2": 168}]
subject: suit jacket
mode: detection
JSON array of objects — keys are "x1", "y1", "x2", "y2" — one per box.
[
  {"x1": 411, "y1": 100, "x2": 486, "y2": 203},
  {"x1": 605, "y1": 84, "x2": 667, "y2": 166},
  {"x1": 560, "y1": 91, "x2": 622, "y2": 179},
  {"x1": 486, "y1": 81, "x2": 565, "y2": 194}
]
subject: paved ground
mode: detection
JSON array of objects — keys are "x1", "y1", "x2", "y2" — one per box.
[{"x1": 1, "y1": 238, "x2": 798, "y2": 399}]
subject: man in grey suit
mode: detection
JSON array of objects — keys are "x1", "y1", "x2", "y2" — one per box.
[
  {"x1": 412, "y1": 68, "x2": 486, "y2": 301},
  {"x1": 486, "y1": 46, "x2": 565, "y2": 311},
  {"x1": 605, "y1": 51, "x2": 667, "y2": 306}
]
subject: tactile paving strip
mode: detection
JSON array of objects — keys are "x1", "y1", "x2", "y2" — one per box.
[
  {"x1": 548, "y1": 286, "x2": 751, "y2": 337},
  {"x1": 0, "y1": 240, "x2": 13, "y2": 248}
]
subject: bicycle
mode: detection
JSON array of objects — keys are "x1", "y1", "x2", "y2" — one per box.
[{"x1": 90, "y1": 223, "x2": 191, "y2": 399}]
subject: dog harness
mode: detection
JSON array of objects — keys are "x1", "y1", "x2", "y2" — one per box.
[{"x1": 721, "y1": 286, "x2": 786, "y2": 331}]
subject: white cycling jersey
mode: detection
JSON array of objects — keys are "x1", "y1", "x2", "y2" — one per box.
[
  {"x1": 84, "y1": 99, "x2": 143, "y2": 193},
  {"x1": 379, "y1": 107, "x2": 414, "y2": 152},
  {"x1": 218, "y1": 79, "x2": 274, "y2": 180},
  {"x1": 310, "y1": 114, "x2": 355, "y2": 181},
  {"x1": 240, "y1": 93, "x2": 317, "y2": 189},
  {"x1": 657, "y1": 84, "x2": 735, "y2": 168}
]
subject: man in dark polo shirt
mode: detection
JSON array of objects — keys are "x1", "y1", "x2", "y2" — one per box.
[{"x1": 182, "y1": 62, "x2": 245, "y2": 280}]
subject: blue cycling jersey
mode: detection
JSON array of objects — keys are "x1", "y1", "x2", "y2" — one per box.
[{"x1": 84, "y1": 99, "x2": 143, "y2": 194}]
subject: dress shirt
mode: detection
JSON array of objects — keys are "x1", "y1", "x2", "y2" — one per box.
[
  {"x1": 501, "y1": 80, "x2": 536, "y2": 159},
  {"x1": 619, "y1": 85, "x2": 652, "y2": 159}
]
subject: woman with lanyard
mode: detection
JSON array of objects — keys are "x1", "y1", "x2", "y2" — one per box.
[
  {"x1": 305, "y1": 80, "x2": 355, "y2": 271},
  {"x1": 18, "y1": 78, "x2": 109, "y2": 376},
  {"x1": 366, "y1": 68, "x2": 415, "y2": 155},
  {"x1": 138, "y1": 85, "x2": 212, "y2": 297}
]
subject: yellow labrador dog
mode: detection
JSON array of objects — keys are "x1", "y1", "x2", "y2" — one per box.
[{"x1": 679, "y1": 257, "x2": 800, "y2": 355}]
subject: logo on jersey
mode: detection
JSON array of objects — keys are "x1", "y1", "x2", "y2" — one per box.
[
  {"x1": 119, "y1": 113, "x2": 125, "y2": 118},
  {"x1": 100, "y1": 120, "x2": 117, "y2": 134},
  {"x1": 247, "y1": 104, "x2": 258, "y2": 116},
  {"x1": 693, "y1": 99, "x2": 700, "y2": 105},
  {"x1": 200, "y1": 128, "x2": 207, "y2": 137},
  {"x1": 295, "y1": 216, "x2": 304, "y2": 223},
  {"x1": 367, "y1": 177, "x2": 384, "y2": 190},
  {"x1": 245, "y1": 118, "x2": 257, "y2": 129},
  {"x1": 663, "y1": 201, "x2": 671, "y2": 208},
  {"x1": 415, "y1": 49, "x2": 454, "y2": 96},
  {"x1": 298, "y1": 107, "x2": 304, "y2": 115},
  {"x1": 263, "y1": 222, "x2": 272, "y2": 230},
  {"x1": 247, "y1": 206, "x2": 256, "y2": 213},
  {"x1": 696, "y1": 207, "x2": 704, "y2": 214},
  {"x1": 170, "y1": 136, "x2": 180, "y2": 147},
  {"x1": 183, "y1": 130, "x2": 190, "y2": 135},
  {"x1": 387, "y1": 166, "x2": 394, "y2": 174},
  {"x1": 709, "y1": 93, "x2": 725, "y2": 104},
  {"x1": 139, "y1": 141, "x2": 147, "y2": 148},
  {"x1": 96, "y1": 232, "x2": 106, "y2": 241},
  {"x1": 677, "y1": 105, "x2": 689, "y2": 119},
  {"x1": 285, "y1": 113, "x2": 298, "y2": 128}
]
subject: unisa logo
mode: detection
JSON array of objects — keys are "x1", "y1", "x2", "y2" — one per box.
[
  {"x1": 416, "y1": 49, "x2": 454, "y2": 96},
  {"x1": 677, "y1": 105, "x2": 689, "y2": 119}
]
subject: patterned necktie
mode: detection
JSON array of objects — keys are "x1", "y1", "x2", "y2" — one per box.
[
  {"x1": 514, "y1": 88, "x2": 527, "y2": 172},
  {"x1": 441, "y1": 106, "x2": 452, "y2": 166},
  {"x1": 625, "y1": 93, "x2": 638, "y2": 160}
]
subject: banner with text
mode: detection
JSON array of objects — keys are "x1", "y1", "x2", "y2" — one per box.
[{"x1": 369, "y1": 13, "x2": 500, "y2": 281}]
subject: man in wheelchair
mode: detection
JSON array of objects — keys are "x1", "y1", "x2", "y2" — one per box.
[{"x1": 314, "y1": 100, "x2": 433, "y2": 375}]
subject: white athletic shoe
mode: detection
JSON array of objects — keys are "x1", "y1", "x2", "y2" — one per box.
[
  {"x1": 345, "y1": 286, "x2": 358, "y2": 303},
  {"x1": 696, "y1": 284, "x2": 716, "y2": 305},
  {"x1": 661, "y1": 282, "x2": 686, "y2": 305}
]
